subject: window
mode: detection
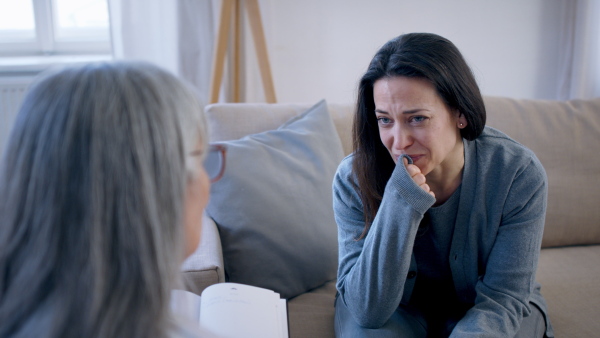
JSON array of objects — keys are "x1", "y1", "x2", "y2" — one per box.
[{"x1": 0, "y1": 0, "x2": 111, "y2": 56}]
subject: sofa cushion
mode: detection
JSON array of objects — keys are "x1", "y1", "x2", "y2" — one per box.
[
  {"x1": 484, "y1": 97, "x2": 600, "y2": 247},
  {"x1": 181, "y1": 214, "x2": 225, "y2": 295},
  {"x1": 205, "y1": 100, "x2": 344, "y2": 299},
  {"x1": 536, "y1": 245, "x2": 600, "y2": 337},
  {"x1": 206, "y1": 102, "x2": 354, "y2": 156},
  {"x1": 288, "y1": 280, "x2": 337, "y2": 337}
]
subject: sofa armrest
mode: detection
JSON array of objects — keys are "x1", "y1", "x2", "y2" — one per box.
[{"x1": 180, "y1": 213, "x2": 225, "y2": 296}]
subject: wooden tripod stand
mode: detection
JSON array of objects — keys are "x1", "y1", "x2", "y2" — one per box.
[{"x1": 209, "y1": 0, "x2": 276, "y2": 103}]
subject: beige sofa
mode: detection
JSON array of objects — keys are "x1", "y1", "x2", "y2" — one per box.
[{"x1": 182, "y1": 96, "x2": 600, "y2": 337}]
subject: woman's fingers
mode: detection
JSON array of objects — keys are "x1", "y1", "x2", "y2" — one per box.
[
  {"x1": 405, "y1": 164, "x2": 421, "y2": 179},
  {"x1": 402, "y1": 159, "x2": 436, "y2": 198}
]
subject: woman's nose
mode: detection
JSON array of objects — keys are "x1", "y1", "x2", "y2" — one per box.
[{"x1": 392, "y1": 126, "x2": 412, "y2": 150}]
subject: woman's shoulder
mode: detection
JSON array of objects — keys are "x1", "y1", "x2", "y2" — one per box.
[
  {"x1": 475, "y1": 127, "x2": 543, "y2": 164},
  {"x1": 470, "y1": 126, "x2": 546, "y2": 181},
  {"x1": 333, "y1": 154, "x2": 363, "y2": 204},
  {"x1": 337, "y1": 153, "x2": 355, "y2": 170},
  {"x1": 476, "y1": 126, "x2": 531, "y2": 153},
  {"x1": 334, "y1": 153, "x2": 356, "y2": 182}
]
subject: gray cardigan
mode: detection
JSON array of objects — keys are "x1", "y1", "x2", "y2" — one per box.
[{"x1": 333, "y1": 127, "x2": 553, "y2": 337}]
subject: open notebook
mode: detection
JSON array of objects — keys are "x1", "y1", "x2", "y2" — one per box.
[{"x1": 171, "y1": 283, "x2": 288, "y2": 338}]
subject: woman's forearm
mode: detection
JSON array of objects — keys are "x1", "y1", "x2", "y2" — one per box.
[{"x1": 334, "y1": 160, "x2": 436, "y2": 328}]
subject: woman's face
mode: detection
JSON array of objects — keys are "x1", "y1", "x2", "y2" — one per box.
[
  {"x1": 183, "y1": 143, "x2": 211, "y2": 259},
  {"x1": 373, "y1": 76, "x2": 466, "y2": 179}
]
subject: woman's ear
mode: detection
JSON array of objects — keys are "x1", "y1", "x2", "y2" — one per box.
[{"x1": 457, "y1": 112, "x2": 467, "y2": 129}]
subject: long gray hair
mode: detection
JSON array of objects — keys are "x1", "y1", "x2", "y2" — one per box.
[{"x1": 0, "y1": 61, "x2": 206, "y2": 337}]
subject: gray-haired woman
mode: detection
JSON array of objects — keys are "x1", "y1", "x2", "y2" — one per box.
[{"x1": 0, "y1": 62, "x2": 225, "y2": 337}]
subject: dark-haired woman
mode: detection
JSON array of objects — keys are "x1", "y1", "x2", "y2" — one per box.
[{"x1": 333, "y1": 33, "x2": 553, "y2": 337}]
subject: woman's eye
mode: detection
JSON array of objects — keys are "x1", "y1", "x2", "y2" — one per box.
[
  {"x1": 377, "y1": 117, "x2": 392, "y2": 125},
  {"x1": 410, "y1": 116, "x2": 428, "y2": 123}
]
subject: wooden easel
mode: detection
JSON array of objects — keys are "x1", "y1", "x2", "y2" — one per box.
[{"x1": 209, "y1": 0, "x2": 276, "y2": 103}]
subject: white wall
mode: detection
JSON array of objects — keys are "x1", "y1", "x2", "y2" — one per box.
[{"x1": 246, "y1": 0, "x2": 563, "y2": 104}]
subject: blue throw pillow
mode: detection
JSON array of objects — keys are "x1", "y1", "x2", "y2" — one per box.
[{"x1": 206, "y1": 100, "x2": 344, "y2": 299}]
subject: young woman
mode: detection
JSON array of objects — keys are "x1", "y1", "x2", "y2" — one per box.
[
  {"x1": 0, "y1": 62, "x2": 225, "y2": 337},
  {"x1": 334, "y1": 33, "x2": 552, "y2": 337}
]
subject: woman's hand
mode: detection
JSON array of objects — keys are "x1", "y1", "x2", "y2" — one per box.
[{"x1": 402, "y1": 156, "x2": 435, "y2": 198}]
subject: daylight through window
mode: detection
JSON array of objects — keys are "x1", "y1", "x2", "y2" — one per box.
[{"x1": 0, "y1": 0, "x2": 111, "y2": 56}]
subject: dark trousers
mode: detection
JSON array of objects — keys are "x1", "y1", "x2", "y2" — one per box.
[{"x1": 334, "y1": 296, "x2": 546, "y2": 338}]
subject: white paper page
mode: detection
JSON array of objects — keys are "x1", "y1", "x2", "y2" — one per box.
[
  {"x1": 200, "y1": 283, "x2": 284, "y2": 338},
  {"x1": 170, "y1": 289, "x2": 202, "y2": 323},
  {"x1": 277, "y1": 299, "x2": 289, "y2": 338}
]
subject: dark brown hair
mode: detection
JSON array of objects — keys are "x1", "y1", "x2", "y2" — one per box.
[{"x1": 352, "y1": 32, "x2": 486, "y2": 239}]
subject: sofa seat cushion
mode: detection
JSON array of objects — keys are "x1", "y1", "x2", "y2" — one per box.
[
  {"x1": 287, "y1": 244, "x2": 600, "y2": 338},
  {"x1": 536, "y1": 245, "x2": 600, "y2": 337},
  {"x1": 288, "y1": 280, "x2": 336, "y2": 338},
  {"x1": 181, "y1": 214, "x2": 225, "y2": 295}
]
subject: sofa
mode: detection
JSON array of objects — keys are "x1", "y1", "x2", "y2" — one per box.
[{"x1": 181, "y1": 96, "x2": 600, "y2": 337}]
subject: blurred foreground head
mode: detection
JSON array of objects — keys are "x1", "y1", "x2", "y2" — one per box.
[{"x1": 0, "y1": 61, "x2": 207, "y2": 337}]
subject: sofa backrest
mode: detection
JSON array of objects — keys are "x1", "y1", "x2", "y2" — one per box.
[
  {"x1": 205, "y1": 97, "x2": 600, "y2": 248},
  {"x1": 205, "y1": 102, "x2": 354, "y2": 156},
  {"x1": 484, "y1": 96, "x2": 600, "y2": 248}
]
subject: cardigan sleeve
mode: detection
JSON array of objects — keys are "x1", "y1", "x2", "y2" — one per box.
[
  {"x1": 333, "y1": 155, "x2": 435, "y2": 328},
  {"x1": 450, "y1": 157, "x2": 548, "y2": 337}
]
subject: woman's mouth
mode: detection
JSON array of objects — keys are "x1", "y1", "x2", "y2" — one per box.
[
  {"x1": 395, "y1": 154, "x2": 423, "y2": 164},
  {"x1": 407, "y1": 155, "x2": 422, "y2": 163}
]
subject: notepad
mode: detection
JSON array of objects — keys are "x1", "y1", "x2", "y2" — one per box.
[{"x1": 171, "y1": 283, "x2": 288, "y2": 338}]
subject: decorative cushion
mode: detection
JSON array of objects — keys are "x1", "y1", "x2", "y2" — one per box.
[
  {"x1": 205, "y1": 100, "x2": 344, "y2": 299},
  {"x1": 205, "y1": 102, "x2": 354, "y2": 156}
]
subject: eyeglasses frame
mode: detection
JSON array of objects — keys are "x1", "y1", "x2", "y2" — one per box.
[{"x1": 190, "y1": 143, "x2": 227, "y2": 183}]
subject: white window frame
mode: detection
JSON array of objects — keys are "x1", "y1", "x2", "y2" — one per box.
[{"x1": 0, "y1": 0, "x2": 111, "y2": 57}]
